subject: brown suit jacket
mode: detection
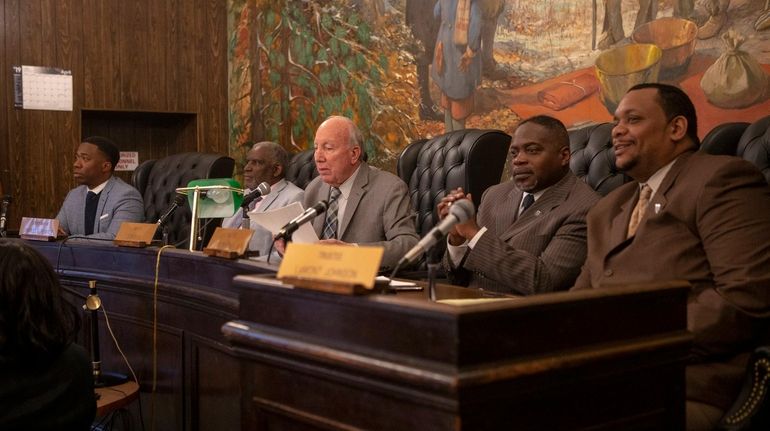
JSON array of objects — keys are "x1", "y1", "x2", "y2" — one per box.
[
  {"x1": 446, "y1": 171, "x2": 600, "y2": 295},
  {"x1": 304, "y1": 163, "x2": 419, "y2": 271},
  {"x1": 573, "y1": 151, "x2": 770, "y2": 409}
]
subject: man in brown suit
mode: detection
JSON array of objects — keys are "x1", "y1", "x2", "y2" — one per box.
[
  {"x1": 439, "y1": 115, "x2": 600, "y2": 295},
  {"x1": 573, "y1": 83, "x2": 770, "y2": 431}
]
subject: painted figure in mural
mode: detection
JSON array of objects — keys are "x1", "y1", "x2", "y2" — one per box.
[
  {"x1": 479, "y1": 0, "x2": 505, "y2": 79},
  {"x1": 432, "y1": 0, "x2": 483, "y2": 132},
  {"x1": 598, "y1": 0, "x2": 657, "y2": 49},
  {"x1": 674, "y1": 0, "x2": 730, "y2": 40},
  {"x1": 406, "y1": 0, "x2": 442, "y2": 120}
]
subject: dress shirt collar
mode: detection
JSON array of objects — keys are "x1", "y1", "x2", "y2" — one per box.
[
  {"x1": 639, "y1": 158, "x2": 676, "y2": 199},
  {"x1": 88, "y1": 177, "x2": 110, "y2": 195}
]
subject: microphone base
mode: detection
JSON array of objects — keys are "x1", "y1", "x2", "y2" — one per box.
[{"x1": 94, "y1": 371, "x2": 129, "y2": 388}]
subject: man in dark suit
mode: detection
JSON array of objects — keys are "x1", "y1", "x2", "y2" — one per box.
[
  {"x1": 572, "y1": 83, "x2": 770, "y2": 431},
  {"x1": 302, "y1": 116, "x2": 419, "y2": 270},
  {"x1": 56, "y1": 136, "x2": 144, "y2": 239},
  {"x1": 439, "y1": 115, "x2": 600, "y2": 295}
]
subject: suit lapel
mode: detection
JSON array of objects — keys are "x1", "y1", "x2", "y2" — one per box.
[
  {"x1": 339, "y1": 164, "x2": 369, "y2": 238},
  {"x1": 500, "y1": 172, "x2": 575, "y2": 242},
  {"x1": 311, "y1": 182, "x2": 331, "y2": 236},
  {"x1": 608, "y1": 185, "x2": 637, "y2": 248},
  {"x1": 95, "y1": 177, "x2": 116, "y2": 233},
  {"x1": 260, "y1": 180, "x2": 287, "y2": 211},
  {"x1": 496, "y1": 185, "x2": 520, "y2": 238}
]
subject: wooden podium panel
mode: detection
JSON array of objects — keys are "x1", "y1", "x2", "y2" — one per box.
[{"x1": 225, "y1": 276, "x2": 691, "y2": 430}]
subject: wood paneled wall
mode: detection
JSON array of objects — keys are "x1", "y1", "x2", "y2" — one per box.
[{"x1": 0, "y1": 0, "x2": 229, "y2": 228}]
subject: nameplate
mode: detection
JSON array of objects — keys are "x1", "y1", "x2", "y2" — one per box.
[
  {"x1": 20, "y1": 217, "x2": 59, "y2": 241},
  {"x1": 114, "y1": 222, "x2": 157, "y2": 248},
  {"x1": 277, "y1": 243, "x2": 383, "y2": 294},
  {"x1": 202, "y1": 227, "x2": 252, "y2": 259}
]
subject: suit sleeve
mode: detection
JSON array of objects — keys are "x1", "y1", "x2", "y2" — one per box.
[
  {"x1": 56, "y1": 191, "x2": 74, "y2": 235},
  {"x1": 696, "y1": 159, "x2": 770, "y2": 316},
  {"x1": 365, "y1": 180, "x2": 419, "y2": 270}
]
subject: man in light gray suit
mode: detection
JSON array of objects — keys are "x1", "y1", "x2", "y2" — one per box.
[
  {"x1": 302, "y1": 116, "x2": 419, "y2": 270},
  {"x1": 222, "y1": 141, "x2": 304, "y2": 259},
  {"x1": 57, "y1": 136, "x2": 144, "y2": 239},
  {"x1": 439, "y1": 115, "x2": 600, "y2": 295}
]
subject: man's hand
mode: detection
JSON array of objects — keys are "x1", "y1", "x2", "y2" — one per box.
[{"x1": 437, "y1": 188, "x2": 477, "y2": 246}]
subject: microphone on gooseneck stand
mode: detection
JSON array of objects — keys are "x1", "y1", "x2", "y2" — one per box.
[
  {"x1": 274, "y1": 200, "x2": 330, "y2": 242},
  {"x1": 0, "y1": 195, "x2": 11, "y2": 238},
  {"x1": 240, "y1": 182, "x2": 271, "y2": 228},
  {"x1": 157, "y1": 194, "x2": 186, "y2": 245}
]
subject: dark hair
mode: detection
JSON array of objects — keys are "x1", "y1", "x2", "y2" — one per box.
[
  {"x1": 83, "y1": 136, "x2": 120, "y2": 171},
  {"x1": 517, "y1": 115, "x2": 570, "y2": 149},
  {"x1": 0, "y1": 240, "x2": 79, "y2": 360},
  {"x1": 628, "y1": 83, "x2": 700, "y2": 147}
]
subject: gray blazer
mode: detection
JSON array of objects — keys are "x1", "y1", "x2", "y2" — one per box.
[
  {"x1": 303, "y1": 163, "x2": 419, "y2": 270},
  {"x1": 56, "y1": 175, "x2": 144, "y2": 239},
  {"x1": 222, "y1": 179, "x2": 304, "y2": 257},
  {"x1": 446, "y1": 171, "x2": 600, "y2": 295}
]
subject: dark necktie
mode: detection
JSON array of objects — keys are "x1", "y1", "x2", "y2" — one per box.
[
  {"x1": 322, "y1": 187, "x2": 341, "y2": 239},
  {"x1": 520, "y1": 193, "x2": 535, "y2": 215},
  {"x1": 84, "y1": 191, "x2": 100, "y2": 235}
]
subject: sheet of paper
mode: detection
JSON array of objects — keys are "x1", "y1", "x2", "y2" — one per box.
[
  {"x1": 375, "y1": 276, "x2": 418, "y2": 287},
  {"x1": 248, "y1": 202, "x2": 319, "y2": 244}
]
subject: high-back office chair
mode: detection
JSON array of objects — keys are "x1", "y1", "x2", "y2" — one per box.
[
  {"x1": 699, "y1": 122, "x2": 751, "y2": 157},
  {"x1": 131, "y1": 152, "x2": 235, "y2": 248},
  {"x1": 396, "y1": 129, "x2": 511, "y2": 253},
  {"x1": 568, "y1": 122, "x2": 632, "y2": 195},
  {"x1": 285, "y1": 149, "x2": 318, "y2": 190}
]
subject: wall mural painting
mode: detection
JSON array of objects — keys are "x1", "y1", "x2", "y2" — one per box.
[{"x1": 228, "y1": 0, "x2": 770, "y2": 173}]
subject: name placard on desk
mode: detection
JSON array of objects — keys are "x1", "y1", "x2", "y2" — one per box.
[
  {"x1": 277, "y1": 243, "x2": 383, "y2": 294},
  {"x1": 114, "y1": 222, "x2": 157, "y2": 248},
  {"x1": 20, "y1": 217, "x2": 59, "y2": 241}
]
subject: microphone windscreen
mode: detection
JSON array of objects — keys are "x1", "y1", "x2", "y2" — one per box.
[
  {"x1": 257, "y1": 182, "x2": 271, "y2": 196},
  {"x1": 449, "y1": 199, "x2": 475, "y2": 222},
  {"x1": 173, "y1": 194, "x2": 186, "y2": 206}
]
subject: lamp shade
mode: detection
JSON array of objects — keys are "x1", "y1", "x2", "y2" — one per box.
[{"x1": 185, "y1": 178, "x2": 243, "y2": 218}]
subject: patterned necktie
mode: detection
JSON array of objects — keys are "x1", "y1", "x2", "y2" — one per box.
[
  {"x1": 520, "y1": 193, "x2": 535, "y2": 215},
  {"x1": 84, "y1": 191, "x2": 100, "y2": 235},
  {"x1": 322, "y1": 187, "x2": 341, "y2": 239},
  {"x1": 627, "y1": 184, "x2": 652, "y2": 238}
]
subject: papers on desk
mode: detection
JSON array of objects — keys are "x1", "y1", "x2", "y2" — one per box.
[{"x1": 248, "y1": 202, "x2": 319, "y2": 243}]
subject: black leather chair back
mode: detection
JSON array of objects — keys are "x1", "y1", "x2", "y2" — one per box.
[
  {"x1": 285, "y1": 149, "x2": 318, "y2": 190},
  {"x1": 569, "y1": 122, "x2": 632, "y2": 195},
  {"x1": 737, "y1": 115, "x2": 770, "y2": 184},
  {"x1": 131, "y1": 152, "x2": 235, "y2": 248},
  {"x1": 397, "y1": 129, "x2": 511, "y2": 238},
  {"x1": 700, "y1": 122, "x2": 750, "y2": 156}
]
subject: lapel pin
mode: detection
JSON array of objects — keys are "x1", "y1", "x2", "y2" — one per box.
[
  {"x1": 654, "y1": 203, "x2": 661, "y2": 214},
  {"x1": 535, "y1": 210, "x2": 542, "y2": 217}
]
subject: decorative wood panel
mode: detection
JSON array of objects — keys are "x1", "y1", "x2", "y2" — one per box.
[{"x1": 0, "y1": 0, "x2": 228, "y2": 229}]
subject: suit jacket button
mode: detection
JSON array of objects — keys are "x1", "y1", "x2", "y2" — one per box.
[{"x1": 604, "y1": 269, "x2": 613, "y2": 277}]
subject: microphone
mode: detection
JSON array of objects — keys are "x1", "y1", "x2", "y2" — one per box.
[
  {"x1": 398, "y1": 199, "x2": 475, "y2": 267},
  {"x1": 157, "y1": 194, "x2": 186, "y2": 226},
  {"x1": 0, "y1": 195, "x2": 11, "y2": 237},
  {"x1": 275, "y1": 200, "x2": 329, "y2": 241},
  {"x1": 242, "y1": 182, "x2": 271, "y2": 209}
]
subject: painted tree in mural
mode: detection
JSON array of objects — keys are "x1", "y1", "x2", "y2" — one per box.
[{"x1": 255, "y1": 0, "x2": 406, "y2": 161}]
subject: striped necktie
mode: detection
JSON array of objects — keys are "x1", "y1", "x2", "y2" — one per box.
[{"x1": 322, "y1": 187, "x2": 341, "y2": 239}]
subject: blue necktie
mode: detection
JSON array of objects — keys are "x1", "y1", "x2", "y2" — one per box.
[{"x1": 84, "y1": 191, "x2": 99, "y2": 235}]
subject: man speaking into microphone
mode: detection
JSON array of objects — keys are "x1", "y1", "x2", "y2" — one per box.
[
  {"x1": 222, "y1": 141, "x2": 303, "y2": 257},
  {"x1": 438, "y1": 116, "x2": 600, "y2": 295},
  {"x1": 301, "y1": 116, "x2": 418, "y2": 270}
]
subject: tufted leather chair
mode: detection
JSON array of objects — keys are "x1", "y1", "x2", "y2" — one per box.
[
  {"x1": 736, "y1": 115, "x2": 770, "y2": 184},
  {"x1": 285, "y1": 149, "x2": 319, "y2": 190},
  {"x1": 700, "y1": 122, "x2": 751, "y2": 156},
  {"x1": 396, "y1": 129, "x2": 511, "y2": 243},
  {"x1": 131, "y1": 152, "x2": 235, "y2": 249},
  {"x1": 568, "y1": 122, "x2": 632, "y2": 195}
]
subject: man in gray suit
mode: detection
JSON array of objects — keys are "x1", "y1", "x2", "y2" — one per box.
[
  {"x1": 302, "y1": 116, "x2": 419, "y2": 270},
  {"x1": 222, "y1": 141, "x2": 304, "y2": 258},
  {"x1": 439, "y1": 115, "x2": 600, "y2": 295},
  {"x1": 57, "y1": 136, "x2": 144, "y2": 239}
]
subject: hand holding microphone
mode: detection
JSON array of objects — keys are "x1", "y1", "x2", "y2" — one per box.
[{"x1": 398, "y1": 198, "x2": 475, "y2": 268}]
